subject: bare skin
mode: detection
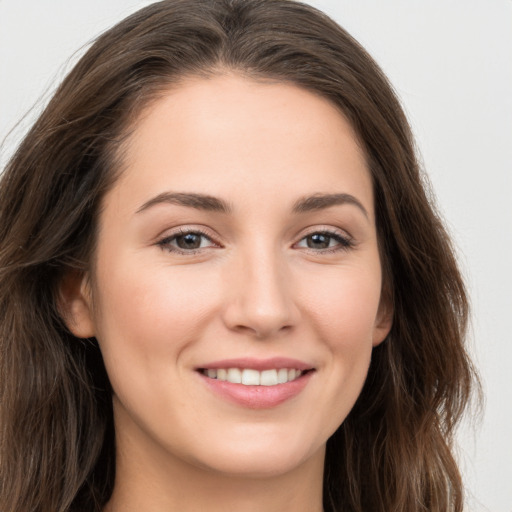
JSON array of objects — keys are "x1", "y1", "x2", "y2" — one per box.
[{"x1": 62, "y1": 73, "x2": 392, "y2": 512}]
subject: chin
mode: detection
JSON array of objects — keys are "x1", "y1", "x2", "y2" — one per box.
[{"x1": 182, "y1": 431, "x2": 326, "y2": 479}]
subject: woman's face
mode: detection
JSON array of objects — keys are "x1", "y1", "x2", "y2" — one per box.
[{"x1": 68, "y1": 74, "x2": 391, "y2": 478}]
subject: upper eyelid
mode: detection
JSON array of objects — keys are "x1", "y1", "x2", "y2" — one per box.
[
  {"x1": 157, "y1": 225, "x2": 218, "y2": 242},
  {"x1": 294, "y1": 225, "x2": 353, "y2": 241}
]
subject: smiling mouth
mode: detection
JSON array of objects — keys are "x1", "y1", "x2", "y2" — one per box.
[{"x1": 198, "y1": 368, "x2": 311, "y2": 386}]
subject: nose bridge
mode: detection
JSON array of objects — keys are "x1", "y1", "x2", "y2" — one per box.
[{"x1": 223, "y1": 241, "x2": 298, "y2": 338}]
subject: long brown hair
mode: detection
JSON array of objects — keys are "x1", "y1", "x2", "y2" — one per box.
[{"x1": 0, "y1": 1, "x2": 476, "y2": 511}]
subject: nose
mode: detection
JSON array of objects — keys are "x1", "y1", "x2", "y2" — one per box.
[{"x1": 221, "y1": 248, "x2": 300, "y2": 339}]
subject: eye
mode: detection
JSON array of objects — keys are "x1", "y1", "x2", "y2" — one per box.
[
  {"x1": 157, "y1": 229, "x2": 218, "y2": 253},
  {"x1": 295, "y1": 230, "x2": 353, "y2": 253}
]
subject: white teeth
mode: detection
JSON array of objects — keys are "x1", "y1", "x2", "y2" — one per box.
[
  {"x1": 203, "y1": 367, "x2": 306, "y2": 386},
  {"x1": 242, "y1": 369, "x2": 260, "y2": 385},
  {"x1": 227, "y1": 368, "x2": 242, "y2": 384},
  {"x1": 260, "y1": 369, "x2": 278, "y2": 386},
  {"x1": 277, "y1": 368, "x2": 288, "y2": 384}
]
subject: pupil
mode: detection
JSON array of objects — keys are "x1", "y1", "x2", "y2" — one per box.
[
  {"x1": 308, "y1": 233, "x2": 330, "y2": 249},
  {"x1": 177, "y1": 233, "x2": 201, "y2": 249}
]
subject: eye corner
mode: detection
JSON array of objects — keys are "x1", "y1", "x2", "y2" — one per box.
[
  {"x1": 155, "y1": 226, "x2": 222, "y2": 255},
  {"x1": 293, "y1": 227, "x2": 355, "y2": 254}
]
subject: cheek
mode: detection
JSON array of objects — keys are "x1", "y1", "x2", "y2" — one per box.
[
  {"x1": 91, "y1": 255, "x2": 222, "y2": 384},
  {"x1": 297, "y1": 263, "x2": 382, "y2": 416},
  {"x1": 298, "y1": 262, "x2": 383, "y2": 347}
]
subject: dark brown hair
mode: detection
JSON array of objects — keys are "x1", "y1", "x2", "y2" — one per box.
[{"x1": 0, "y1": 1, "x2": 476, "y2": 511}]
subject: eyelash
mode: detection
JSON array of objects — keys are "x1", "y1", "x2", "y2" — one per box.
[
  {"x1": 156, "y1": 228, "x2": 217, "y2": 255},
  {"x1": 156, "y1": 228, "x2": 354, "y2": 255},
  {"x1": 295, "y1": 230, "x2": 354, "y2": 254}
]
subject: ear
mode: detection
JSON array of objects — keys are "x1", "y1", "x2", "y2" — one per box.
[
  {"x1": 372, "y1": 296, "x2": 393, "y2": 347},
  {"x1": 58, "y1": 270, "x2": 96, "y2": 338}
]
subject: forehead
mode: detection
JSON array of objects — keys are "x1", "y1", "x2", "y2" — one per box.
[{"x1": 108, "y1": 73, "x2": 373, "y2": 219}]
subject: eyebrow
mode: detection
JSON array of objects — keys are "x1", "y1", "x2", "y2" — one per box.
[
  {"x1": 136, "y1": 191, "x2": 368, "y2": 218},
  {"x1": 136, "y1": 192, "x2": 232, "y2": 214},
  {"x1": 292, "y1": 193, "x2": 368, "y2": 218}
]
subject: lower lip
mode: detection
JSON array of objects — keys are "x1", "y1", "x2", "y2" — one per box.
[{"x1": 198, "y1": 371, "x2": 313, "y2": 409}]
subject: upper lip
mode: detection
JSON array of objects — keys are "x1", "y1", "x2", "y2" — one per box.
[{"x1": 197, "y1": 357, "x2": 314, "y2": 371}]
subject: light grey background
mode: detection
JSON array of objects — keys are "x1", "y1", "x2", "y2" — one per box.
[{"x1": 1, "y1": 1, "x2": 511, "y2": 510}]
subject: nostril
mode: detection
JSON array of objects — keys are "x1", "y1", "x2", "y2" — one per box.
[{"x1": 233, "y1": 322, "x2": 293, "y2": 339}]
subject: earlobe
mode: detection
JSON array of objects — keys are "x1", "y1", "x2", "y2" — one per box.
[
  {"x1": 58, "y1": 270, "x2": 96, "y2": 338},
  {"x1": 372, "y1": 299, "x2": 393, "y2": 347}
]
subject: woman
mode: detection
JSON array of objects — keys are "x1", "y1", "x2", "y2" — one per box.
[{"x1": 0, "y1": 1, "x2": 476, "y2": 511}]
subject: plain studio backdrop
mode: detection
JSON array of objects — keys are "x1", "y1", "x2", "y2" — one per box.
[{"x1": 1, "y1": 1, "x2": 511, "y2": 511}]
